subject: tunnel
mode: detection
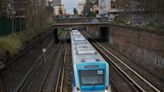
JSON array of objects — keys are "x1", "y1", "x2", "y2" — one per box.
[
  {"x1": 100, "y1": 27, "x2": 109, "y2": 42},
  {"x1": 53, "y1": 28, "x2": 58, "y2": 43}
]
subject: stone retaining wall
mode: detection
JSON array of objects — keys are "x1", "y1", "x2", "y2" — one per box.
[{"x1": 108, "y1": 25, "x2": 164, "y2": 76}]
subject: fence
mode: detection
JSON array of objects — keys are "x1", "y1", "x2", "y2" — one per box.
[
  {"x1": 0, "y1": 17, "x2": 26, "y2": 36},
  {"x1": 53, "y1": 17, "x2": 109, "y2": 24}
]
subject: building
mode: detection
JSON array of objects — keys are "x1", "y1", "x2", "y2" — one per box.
[
  {"x1": 52, "y1": 0, "x2": 62, "y2": 15},
  {"x1": 52, "y1": 0, "x2": 60, "y2": 7},
  {"x1": 92, "y1": 0, "x2": 99, "y2": 13},
  {"x1": 6, "y1": 0, "x2": 45, "y2": 17},
  {"x1": 13, "y1": 0, "x2": 28, "y2": 17},
  {"x1": 0, "y1": 0, "x2": 7, "y2": 17},
  {"x1": 99, "y1": 0, "x2": 110, "y2": 15},
  {"x1": 54, "y1": 4, "x2": 64, "y2": 15},
  {"x1": 78, "y1": 0, "x2": 86, "y2": 15},
  {"x1": 99, "y1": 0, "x2": 137, "y2": 20},
  {"x1": 82, "y1": 0, "x2": 99, "y2": 16}
]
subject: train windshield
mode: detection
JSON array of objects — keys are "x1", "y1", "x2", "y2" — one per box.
[{"x1": 80, "y1": 70, "x2": 104, "y2": 85}]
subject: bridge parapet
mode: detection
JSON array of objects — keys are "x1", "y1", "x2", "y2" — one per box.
[{"x1": 53, "y1": 17, "x2": 109, "y2": 24}]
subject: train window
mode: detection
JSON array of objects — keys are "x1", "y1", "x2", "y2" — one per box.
[{"x1": 79, "y1": 70, "x2": 104, "y2": 85}]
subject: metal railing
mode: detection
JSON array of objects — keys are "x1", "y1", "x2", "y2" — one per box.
[{"x1": 53, "y1": 17, "x2": 109, "y2": 24}]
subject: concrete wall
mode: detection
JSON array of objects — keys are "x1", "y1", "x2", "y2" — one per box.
[{"x1": 108, "y1": 25, "x2": 164, "y2": 76}]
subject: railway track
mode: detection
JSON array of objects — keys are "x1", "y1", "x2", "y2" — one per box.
[
  {"x1": 57, "y1": 30, "x2": 72, "y2": 92},
  {"x1": 12, "y1": 31, "x2": 67, "y2": 92},
  {"x1": 103, "y1": 42, "x2": 164, "y2": 91},
  {"x1": 62, "y1": 32, "x2": 72, "y2": 92},
  {"x1": 82, "y1": 31, "x2": 161, "y2": 92},
  {"x1": 58, "y1": 39, "x2": 69, "y2": 92},
  {"x1": 1, "y1": 30, "x2": 54, "y2": 92},
  {"x1": 54, "y1": 31, "x2": 68, "y2": 92},
  {"x1": 110, "y1": 63, "x2": 139, "y2": 92},
  {"x1": 60, "y1": 35, "x2": 72, "y2": 92},
  {"x1": 40, "y1": 31, "x2": 68, "y2": 92},
  {"x1": 38, "y1": 35, "x2": 65, "y2": 92}
]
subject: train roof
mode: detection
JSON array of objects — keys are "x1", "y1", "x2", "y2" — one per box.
[
  {"x1": 76, "y1": 43, "x2": 96, "y2": 55},
  {"x1": 74, "y1": 34, "x2": 85, "y2": 41},
  {"x1": 71, "y1": 30, "x2": 106, "y2": 65},
  {"x1": 72, "y1": 30, "x2": 81, "y2": 35}
]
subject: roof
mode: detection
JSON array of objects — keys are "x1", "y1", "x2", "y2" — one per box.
[
  {"x1": 72, "y1": 30, "x2": 81, "y2": 35},
  {"x1": 76, "y1": 44, "x2": 96, "y2": 55},
  {"x1": 71, "y1": 30, "x2": 106, "y2": 65},
  {"x1": 74, "y1": 34, "x2": 85, "y2": 41}
]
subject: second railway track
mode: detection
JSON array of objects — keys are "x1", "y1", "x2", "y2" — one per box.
[
  {"x1": 39, "y1": 31, "x2": 68, "y2": 92},
  {"x1": 82, "y1": 31, "x2": 161, "y2": 92},
  {"x1": 14, "y1": 31, "x2": 68, "y2": 92}
]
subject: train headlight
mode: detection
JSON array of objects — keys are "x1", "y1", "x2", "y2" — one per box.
[
  {"x1": 77, "y1": 87, "x2": 80, "y2": 92},
  {"x1": 105, "y1": 86, "x2": 108, "y2": 92}
]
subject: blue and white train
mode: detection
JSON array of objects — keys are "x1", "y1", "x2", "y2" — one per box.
[{"x1": 70, "y1": 30, "x2": 111, "y2": 92}]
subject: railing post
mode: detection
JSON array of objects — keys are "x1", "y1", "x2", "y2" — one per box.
[{"x1": 53, "y1": 17, "x2": 109, "y2": 24}]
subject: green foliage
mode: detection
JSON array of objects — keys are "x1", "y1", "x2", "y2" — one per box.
[
  {"x1": 87, "y1": 12, "x2": 96, "y2": 17},
  {"x1": 21, "y1": 24, "x2": 51, "y2": 43},
  {"x1": 46, "y1": 2, "x2": 54, "y2": 15},
  {"x1": 144, "y1": 21, "x2": 164, "y2": 31},
  {"x1": 58, "y1": 28, "x2": 64, "y2": 37},
  {"x1": 0, "y1": 34, "x2": 22, "y2": 55},
  {"x1": 0, "y1": 23, "x2": 52, "y2": 55},
  {"x1": 112, "y1": 19, "x2": 126, "y2": 25},
  {"x1": 73, "y1": 8, "x2": 78, "y2": 15}
]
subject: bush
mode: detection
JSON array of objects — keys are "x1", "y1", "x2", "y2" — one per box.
[
  {"x1": 0, "y1": 34, "x2": 22, "y2": 55},
  {"x1": 112, "y1": 19, "x2": 126, "y2": 25},
  {"x1": 144, "y1": 21, "x2": 164, "y2": 31},
  {"x1": 19, "y1": 23, "x2": 51, "y2": 43},
  {"x1": 87, "y1": 12, "x2": 97, "y2": 17},
  {"x1": 58, "y1": 28, "x2": 64, "y2": 37},
  {"x1": 0, "y1": 23, "x2": 52, "y2": 55}
]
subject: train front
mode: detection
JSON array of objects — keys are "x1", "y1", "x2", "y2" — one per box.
[
  {"x1": 71, "y1": 30, "x2": 111, "y2": 92},
  {"x1": 73, "y1": 61, "x2": 111, "y2": 92}
]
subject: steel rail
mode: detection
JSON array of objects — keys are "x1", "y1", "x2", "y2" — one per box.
[
  {"x1": 83, "y1": 32, "x2": 161, "y2": 92},
  {"x1": 13, "y1": 37, "x2": 55, "y2": 92},
  {"x1": 38, "y1": 34, "x2": 64, "y2": 92},
  {"x1": 54, "y1": 31, "x2": 67, "y2": 92}
]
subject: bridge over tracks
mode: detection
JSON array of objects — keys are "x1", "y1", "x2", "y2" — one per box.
[{"x1": 52, "y1": 17, "x2": 111, "y2": 43}]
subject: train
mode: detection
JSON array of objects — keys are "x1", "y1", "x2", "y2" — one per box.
[{"x1": 70, "y1": 29, "x2": 111, "y2": 92}]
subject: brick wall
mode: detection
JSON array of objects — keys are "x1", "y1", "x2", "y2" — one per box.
[{"x1": 108, "y1": 25, "x2": 164, "y2": 74}]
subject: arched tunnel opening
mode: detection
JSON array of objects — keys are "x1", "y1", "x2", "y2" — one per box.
[
  {"x1": 53, "y1": 28, "x2": 59, "y2": 43},
  {"x1": 100, "y1": 27, "x2": 109, "y2": 42},
  {"x1": 53, "y1": 28, "x2": 70, "y2": 43}
]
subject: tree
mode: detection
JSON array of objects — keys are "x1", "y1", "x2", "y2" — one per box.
[
  {"x1": 73, "y1": 8, "x2": 78, "y2": 15},
  {"x1": 137, "y1": 0, "x2": 164, "y2": 19},
  {"x1": 46, "y1": 1, "x2": 54, "y2": 15},
  {"x1": 0, "y1": 0, "x2": 6, "y2": 17},
  {"x1": 116, "y1": 0, "x2": 164, "y2": 22},
  {"x1": 26, "y1": 0, "x2": 50, "y2": 30}
]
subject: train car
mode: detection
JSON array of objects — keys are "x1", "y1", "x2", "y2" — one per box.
[{"x1": 70, "y1": 30, "x2": 111, "y2": 92}]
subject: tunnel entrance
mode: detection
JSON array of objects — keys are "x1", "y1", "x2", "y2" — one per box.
[
  {"x1": 53, "y1": 28, "x2": 58, "y2": 43},
  {"x1": 100, "y1": 27, "x2": 108, "y2": 42}
]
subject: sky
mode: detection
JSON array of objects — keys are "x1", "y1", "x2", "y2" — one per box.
[{"x1": 62, "y1": 0, "x2": 80, "y2": 14}]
